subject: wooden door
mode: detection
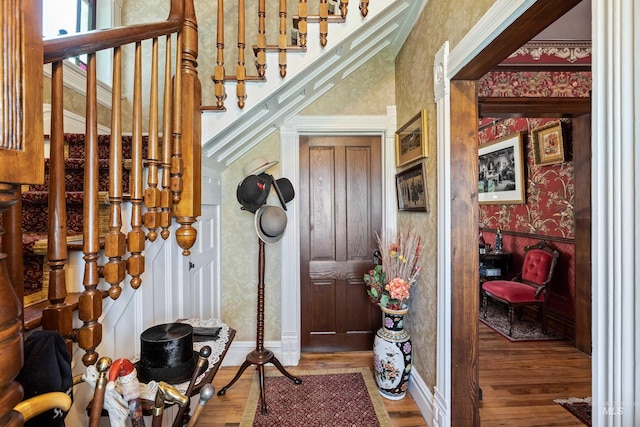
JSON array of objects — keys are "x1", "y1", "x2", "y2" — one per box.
[{"x1": 299, "y1": 135, "x2": 382, "y2": 352}]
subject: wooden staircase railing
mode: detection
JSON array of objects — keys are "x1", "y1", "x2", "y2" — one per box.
[
  {"x1": 206, "y1": 0, "x2": 371, "y2": 112},
  {"x1": 35, "y1": 0, "x2": 203, "y2": 368},
  {"x1": 0, "y1": 1, "x2": 376, "y2": 423}
]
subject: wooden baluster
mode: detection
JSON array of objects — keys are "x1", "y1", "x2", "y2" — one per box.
[
  {"x1": 160, "y1": 35, "x2": 174, "y2": 240},
  {"x1": 78, "y1": 52, "x2": 102, "y2": 367},
  {"x1": 173, "y1": 0, "x2": 201, "y2": 256},
  {"x1": 128, "y1": 41, "x2": 146, "y2": 289},
  {"x1": 278, "y1": 0, "x2": 287, "y2": 77},
  {"x1": 236, "y1": 0, "x2": 247, "y2": 109},
  {"x1": 256, "y1": 0, "x2": 266, "y2": 77},
  {"x1": 104, "y1": 47, "x2": 126, "y2": 299},
  {"x1": 213, "y1": 0, "x2": 226, "y2": 109},
  {"x1": 144, "y1": 37, "x2": 161, "y2": 241},
  {"x1": 359, "y1": 0, "x2": 368, "y2": 17},
  {"x1": 171, "y1": 31, "x2": 184, "y2": 205},
  {"x1": 298, "y1": 0, "x2": 308, "y2": 48},
  {"x1": 319, "y1": 0, "x2": 328, "y2": 47},
  {"x1": 42, "y1": 61, "x2": 73, "y2": 343},
  {"x1": 340, "y1": 0, "x2": 348, "y2": 18}
]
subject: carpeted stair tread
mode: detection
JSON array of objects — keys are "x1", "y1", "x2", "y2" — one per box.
[
  {"x1": 27, "y1": 158, "x2": 131, "y2": 193},
  {"x1": 22, "y1": 190, "x2": 101, "y2": 204},
  {"x1": 20, "y1": 132, "x2": 140, "y2": 304},
  {"x1": 65, "y1": 133, "x2": 149, "y2": 159},
  {"x1": 22, "y1": 231, "x2": 49, "y2": 255},
  {"x1": 22, "y1": 191, "x2": 109, "y2": 234}
]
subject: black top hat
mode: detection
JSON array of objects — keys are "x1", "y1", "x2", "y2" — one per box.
[
  {"x1": 136, "y1": 323, "x2": 203, "y2": 384},
  {"x1": 236, "y1": 173, "x2": 272, "y2": 213},
  {"x1": 271, "y1": 177, "x2": 295, "y2": 211}
]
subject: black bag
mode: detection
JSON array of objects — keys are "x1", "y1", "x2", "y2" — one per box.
[{"x1": 16, "y1": 330, "x2": 73, "y2": 427}]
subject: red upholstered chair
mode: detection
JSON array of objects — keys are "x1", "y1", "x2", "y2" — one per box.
[{"x1": 482, "y1": 240, "x2": 559, "y2": 336}]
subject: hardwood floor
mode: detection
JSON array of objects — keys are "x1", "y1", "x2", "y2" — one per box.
[
  {"x1": 197, "y1": 351, "x2": 428, "y2": 426},
  {"x1": 480, "y1": 322, "x2": 592, "y2": 426},
  {"x1": 195, "y1": 325, "x2": 592, "y2": 427}
]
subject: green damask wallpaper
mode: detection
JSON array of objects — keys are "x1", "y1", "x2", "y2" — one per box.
[
  {"x1": 221, "y1": 46, "x2": 396, "y2": 342},
  {"x1": 121, "y1": 0, "x2": 499, "y2": 395},
  {"x1": 394, "y1": 0, "x2": 497, "y2": 391}
]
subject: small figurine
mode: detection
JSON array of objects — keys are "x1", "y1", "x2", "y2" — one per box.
[{"x1": 494, "y1": 228, "x2": 503, "y2": 253}]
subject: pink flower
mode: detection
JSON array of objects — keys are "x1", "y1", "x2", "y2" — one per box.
[{"x1": 385, "y1": 277, "x2": 410, "y2": 301}]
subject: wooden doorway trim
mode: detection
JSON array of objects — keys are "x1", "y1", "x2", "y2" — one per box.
[
  {"x1": 279, "y1": 109, "x2": 397, "y2": 365},
  {"x1": 440, "y1": 0, "x2": 585, "y2": 425}
]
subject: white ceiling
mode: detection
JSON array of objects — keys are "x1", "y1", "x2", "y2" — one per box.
[{"x1": 534, "y1": 0, "x2": 591, "y2": 41}]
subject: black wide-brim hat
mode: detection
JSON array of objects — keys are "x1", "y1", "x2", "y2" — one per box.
[
  {"x1": 136, "y1": 323, "x2": 203, "y2": 384},
  {"x1": 237, "y1": 173, "x2": 272, "y2": 213},
  {"x1": 271, "y1": 176, "x2": 295, "y2": 211}
]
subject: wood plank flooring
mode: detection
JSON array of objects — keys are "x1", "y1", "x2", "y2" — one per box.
[
  {"x1": 197, "y1": 351, "x2": 427, "y2": 426},
  {"x1": 195, "y1": 324, "x2": 592, "y2": 427},
  {"x1": 480, "y1": 322, "x2": 592, "y2": 426}
]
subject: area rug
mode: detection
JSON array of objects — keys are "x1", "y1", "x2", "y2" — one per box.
[
  {"x1": 554, "y1": 397, "x2": 592, "y2": 426},
  {"x1": 480, "y1": 300, "x2": 564, "y2": 342},
  {"x1": 240, "y1": 367, "x2": 392, "y2": 427}
]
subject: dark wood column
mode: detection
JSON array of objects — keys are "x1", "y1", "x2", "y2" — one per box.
[
  {"x1": 450, "y1": 80, "x2": 480, "y2": 426},
  {"x1": 573, "y1": 114, "x2": 592, "y2": 354}
]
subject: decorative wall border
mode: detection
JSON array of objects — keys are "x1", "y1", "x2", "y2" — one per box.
[{"x1": 501, "y1": 40, "x2": 591, "y2": 66}]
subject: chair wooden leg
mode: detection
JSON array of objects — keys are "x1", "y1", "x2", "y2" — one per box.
[
  {"x1": 482, "y1": 293, "x2": 488, "y2": 319},
  {"x1": 508, "y1": 306, "x2": 515, "y2": 336}
]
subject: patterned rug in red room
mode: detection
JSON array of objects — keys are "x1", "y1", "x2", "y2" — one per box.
[
  {"x1": 240, "y1": 367, "x2": 392, "y2": 427},
  {"x1": 555, "y1": 397, "x2": 592, "y2": 426}
]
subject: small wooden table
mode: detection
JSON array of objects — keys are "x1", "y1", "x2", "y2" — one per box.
[{"x1": 479, "y1": 252, "x2": 512, "y2": 283}]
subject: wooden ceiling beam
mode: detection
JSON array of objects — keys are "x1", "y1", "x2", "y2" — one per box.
[
  {"x1": 478, "y1": 96, "x2": 591, "y2": 118},
  {"x1": 453, "y1": 0, "x2": 584, "y2": 80}
]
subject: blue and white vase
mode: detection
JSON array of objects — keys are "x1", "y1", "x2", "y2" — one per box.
[{"x1": 373, "y1": 305, "x2": 412, "y2": 400}]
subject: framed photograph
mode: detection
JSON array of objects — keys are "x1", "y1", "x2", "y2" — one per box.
[
  {"x1": 478, "y1": 132, "x2": 526, "y2": 205},
  {"x1": 395, "y1": 109, "x2": 428, "y2": 167},
  {"x1": 396, "y1": 163, "x2": 429, "y2": 212},
  {"x1": 532, "y1": 121, "x2": 565, "y2": 166}
]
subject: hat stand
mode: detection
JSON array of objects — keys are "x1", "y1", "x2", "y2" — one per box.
[{"x1": 217, "y1": 237, "x2": 301, "y2": 414}]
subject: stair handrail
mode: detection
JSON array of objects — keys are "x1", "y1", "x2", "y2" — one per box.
[
  {"x1": 42, "y1": 0, "x2": 185, "y2": 64},
  {"x1": 38, "y1": 0, "x2": 202, "y2": 367}
]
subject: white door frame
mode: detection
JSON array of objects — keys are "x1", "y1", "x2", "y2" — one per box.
[{"x1": 278, "y1": 107, "x2": 398, "y2": 365}]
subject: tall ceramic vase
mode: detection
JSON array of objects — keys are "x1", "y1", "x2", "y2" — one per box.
[{"x1": 373, "y1": 305, "x2": 412, "y2": 400}]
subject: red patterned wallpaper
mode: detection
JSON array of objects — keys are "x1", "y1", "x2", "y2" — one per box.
[
  {"x1": 478, "y1": 117, "x2": 575, "y2": 239},
  {"x1": 476, "y1": 43, "x2": 591, "y2": 327},
  {"x1": 477, "y1": 67, "x2": 592, "y2": 323},
  {"x1": 478, "y1": 71, "x2": 591, "y2": 98}
]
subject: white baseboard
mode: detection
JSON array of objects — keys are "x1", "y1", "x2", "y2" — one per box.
[{"x1": 408, "y1": 368, "x2": 435, "y2": 426}]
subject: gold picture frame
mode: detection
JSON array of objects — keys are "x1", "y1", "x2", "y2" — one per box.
[
  {"x1": 532, "y1": 121, "x2": 565, "y2": 166},
  {"x1": 395, "y1": 110, "x2": 428, "y2": 167}
]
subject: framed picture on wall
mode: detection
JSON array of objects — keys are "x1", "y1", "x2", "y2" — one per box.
[
  {"x1": 395, "y1": 109, "x2": 428, "y2": 167},
  {"x1": 396, "y1": 163, "x2": 429, "y2": 212},
  {"x1": 478, "y1": 132, "x2": 525, "y2": 205},
  {"x1": 532, "y1": 121, "x2": 566, "y2": 166}
]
